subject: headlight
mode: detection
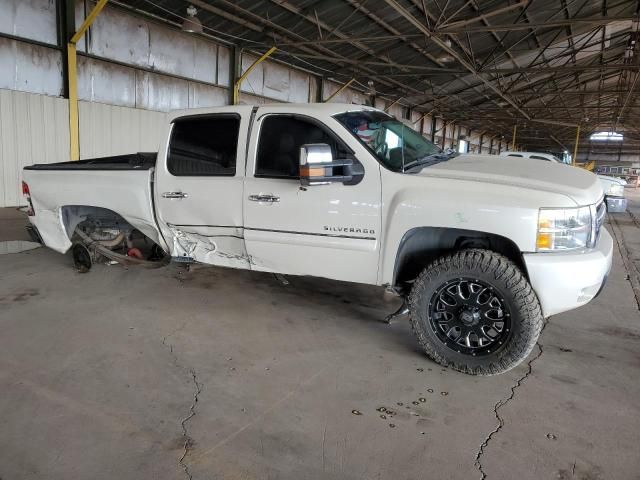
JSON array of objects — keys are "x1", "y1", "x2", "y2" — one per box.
[
  {"x1": 606, "y1": 184, "x2": 625, "y2": 197},
  {"x1": 537, "y1": 207, "x2": 592, "y2": 251}
]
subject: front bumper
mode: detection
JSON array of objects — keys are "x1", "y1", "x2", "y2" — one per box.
[
  {"x1": 606, "y1": 196, "x2": 627, "y2": 213},
  {"x1": 523, "y1": 227, "x2": 613, "y2": 317}
]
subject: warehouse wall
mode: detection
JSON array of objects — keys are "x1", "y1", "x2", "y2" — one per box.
[
  {"x1": 78, "y1": 101, "x2": 167, "y2": 159},
  {"x1": 0, "y1": 1, "x2": 62, "y2": 97},
  {"x1": 0, "y1": 89, "x2": 69, "y2": 207},
  {"x1": 0, "y1": 0, "x2": 490, "y2": 207},
  {"x1": 577, "y1": 151, "x2": 640, "y2": 163}
]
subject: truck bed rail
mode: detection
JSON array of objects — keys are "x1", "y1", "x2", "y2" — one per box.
[{"x1": 24, "y1": 152, "x2": 157, "y2": 171}]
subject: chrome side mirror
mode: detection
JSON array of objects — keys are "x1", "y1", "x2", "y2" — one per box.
[{"x1": 299, "y1": 143, "x2": 361, "y2": 186}]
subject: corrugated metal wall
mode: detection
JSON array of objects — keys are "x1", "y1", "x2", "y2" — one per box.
[
  {"x1": 0, "y1": 92, "x2": 171, "y2": 206},
  {"x1": 0, "y1": 89, "x2": 69, "y2": 207},
  {"x1": 78, "y1": 101, "x2": 168, "y2": 159},
  {"x1": 0, "y1": 89, "x2": 175, "y2": 206}
]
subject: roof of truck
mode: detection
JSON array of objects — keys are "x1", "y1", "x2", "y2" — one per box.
[{"x1": 168, "y1": 103, "x2": 382, "y2": 123}]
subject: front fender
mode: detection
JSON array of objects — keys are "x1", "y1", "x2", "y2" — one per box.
[{"x1": 378, "y1": 173, "x2": 573, "y2": 285}]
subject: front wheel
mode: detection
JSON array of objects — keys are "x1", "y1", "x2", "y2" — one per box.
[{"x1": 408, "y1": 249, "x2": 543, "y2": 375}]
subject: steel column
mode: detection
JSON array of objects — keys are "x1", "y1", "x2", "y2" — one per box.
[
  {"x1": 572, "y1": 125, "x2": 581, "y2": 166},
  {"x1": 57, "y1": 0, "x2": 75, "y2": 99},
  {"x1": 430, "y1": 116, "x2": 437, "y2": 143},
  {"x1": 229, "y1": 46, "x2": 240, "y2": 105},
  {"x1": 412, "y1": 111, "x2": 430, "y2": 126},
  {"x1": 67, "y1": 0, "x2": 109, "y2": 160},
  {"x1": 441, "y1": 122, "x2": 447, "y2": 148},
  {"x1": 67, "y1": 43, "x2": 79, "y2": 161},
  {"x1": 316, "y1": 77, "x2": 324, "y2": 103},
  {"x1": 449, "y1": 123, "x2": 456, "y2": 149}
]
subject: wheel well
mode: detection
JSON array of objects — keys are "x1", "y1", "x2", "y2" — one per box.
[
  {"x1": 392, "y1": 227, "x2": 527, "y2": 290},
  {"x1": 60, "y1": 205, "x2": 131, "y2": 240}
]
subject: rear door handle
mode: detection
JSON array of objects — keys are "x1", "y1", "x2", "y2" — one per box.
[
  {"x1": 248, "y1": 194, "x2": 280, "y2": 203},
  {"x1": 162, "y1": 191, "x2": 188, "y2": 199}
]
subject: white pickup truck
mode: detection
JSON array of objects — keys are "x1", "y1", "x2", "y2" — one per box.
[{"x1": 22, "y1": 103, "x2": 612, "y2": 375}]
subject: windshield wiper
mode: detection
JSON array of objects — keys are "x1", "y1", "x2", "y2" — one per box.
[{"x1": 403, "y1": 151, "x2": 458, "y2": 172}]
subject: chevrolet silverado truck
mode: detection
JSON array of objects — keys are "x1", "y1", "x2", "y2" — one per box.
[
  {"x1": 500, "y1": 151, "x2": 628, "y2": 212},
  {"x1": 22, "y1": 104, "x2": 612, "y2": 375}
]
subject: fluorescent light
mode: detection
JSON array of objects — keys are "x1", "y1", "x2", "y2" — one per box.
[{"x1": 590, "y1": 131, "x2": 623, "y2": 141}]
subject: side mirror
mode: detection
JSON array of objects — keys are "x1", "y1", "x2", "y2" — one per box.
[{"x1": 299, "y1": 143, "x2": 363, "y2": 186}]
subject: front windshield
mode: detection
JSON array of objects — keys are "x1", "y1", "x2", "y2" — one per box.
[{"x1": 334, "y1": 111, "x2": 443, "y2": 172}]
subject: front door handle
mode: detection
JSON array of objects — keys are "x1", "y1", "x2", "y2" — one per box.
[
  {"x1": 162, "y1": 191, "x2": 189, "y2": 199},
  {"x1": 248, "y1": 194, "x2": 280, "y2": 203}
]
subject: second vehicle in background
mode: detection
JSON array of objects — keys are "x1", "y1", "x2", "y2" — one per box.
[{"x1": 500, "y1": 151, "x2": 627, "y2": 213}]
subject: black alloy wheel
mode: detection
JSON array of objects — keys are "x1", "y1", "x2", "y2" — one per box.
[{"x1": 428, "y1": 278, "x2": 511, "y2": 356}]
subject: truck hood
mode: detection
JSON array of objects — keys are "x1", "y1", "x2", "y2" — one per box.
[{"x1": 418, "y1": 154, "x2": 603, "y2": 206}]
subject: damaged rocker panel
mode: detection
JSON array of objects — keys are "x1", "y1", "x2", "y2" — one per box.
[{"x1": 167, "y1": 224, "x2": 251, "y2": 269}]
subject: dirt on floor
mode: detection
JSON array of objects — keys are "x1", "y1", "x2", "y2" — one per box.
[{"x1": 0, "y1": 198, "x2": 639, "y2": 480}]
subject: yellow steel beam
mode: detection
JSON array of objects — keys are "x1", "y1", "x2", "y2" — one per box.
[
  {"x1": 68, "y1": 0, "x2": 109, "y2": 160},
  {"x1": 71, "y1": 0, "x2": 109, "y2": 44},
  {"x1": 572, "y1": 125, "x2": 581, "y2": 166},
  {"x1": 233, "y1": 47, "x2": 277, "y2": 105},
  {"x1": 384, "y1": 97, "x2": 402, "y2": 112},
  {"x1": 323, "y1": 77, "x2": 355, "y2": 103},
  {"x1": 67, "y1": 43, "x2": 79, "y2": 161},
  {"x1": 511, "y1": 124, "x2": 517, "y2": 150}
]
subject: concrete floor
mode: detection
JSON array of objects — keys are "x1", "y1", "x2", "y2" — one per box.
[{"x1": 1, "y1": 196, "x2": 639, "y2": 480}]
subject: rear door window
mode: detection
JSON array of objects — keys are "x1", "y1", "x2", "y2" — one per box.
[{"x1": 168, "y1": 115, "x2": 240, "y2": 176}]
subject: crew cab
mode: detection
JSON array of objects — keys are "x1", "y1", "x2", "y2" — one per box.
[
  {"x1": 22, "y1": 104, "x2": 612, "y2": 375},
  {"x1": 500, "y1": 151, "x2": 628, "y2": 212}
]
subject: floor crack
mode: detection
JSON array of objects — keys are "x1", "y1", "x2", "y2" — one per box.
[
  {"x1": 474, "y1": 321, "x2": 548, "y2": 479},
  {"x1": 162, "y1": 323, "x2": 203, "y2": 480},
  {"x1": 179, "y1": 369, "x2": 203, "y2": 480}
]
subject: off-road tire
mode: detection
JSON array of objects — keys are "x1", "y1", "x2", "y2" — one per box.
[{"x1": 408, "y1": 249, "x2": 543, "y2": 375}]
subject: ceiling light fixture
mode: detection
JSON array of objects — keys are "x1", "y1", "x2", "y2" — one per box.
[
  {"x1": 181, "y1": 5, "x2": 203, "y2": 34},
  {"x1": 590, "y1": 131, "x2": 623, "y2": 141}
]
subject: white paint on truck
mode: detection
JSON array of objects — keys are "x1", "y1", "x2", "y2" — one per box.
[{"x1": 22, "y1": 103, "x2": 613, "y2": 375}]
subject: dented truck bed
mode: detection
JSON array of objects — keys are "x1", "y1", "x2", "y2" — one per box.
[{"x1": 22, "y1": 153, "x2": 164, "y2": 254}]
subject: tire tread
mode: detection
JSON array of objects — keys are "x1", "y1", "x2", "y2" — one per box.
[{"x1": 408, "y1": 249, "x2": 543, "y2": 376}]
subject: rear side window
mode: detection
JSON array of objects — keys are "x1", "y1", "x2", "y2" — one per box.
[
  {"x1": 507, "y1": 154, "x2": 522, "y2": 157},
  {"x1": 168, "y1": 115, "x2": 240, "y2": 176},
  {"x1": 530, "y1": 155, "x2": 551, "y2": 162},
  {"x1": 256, "y1": 116, "x2": 352, "y2": 178}
]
